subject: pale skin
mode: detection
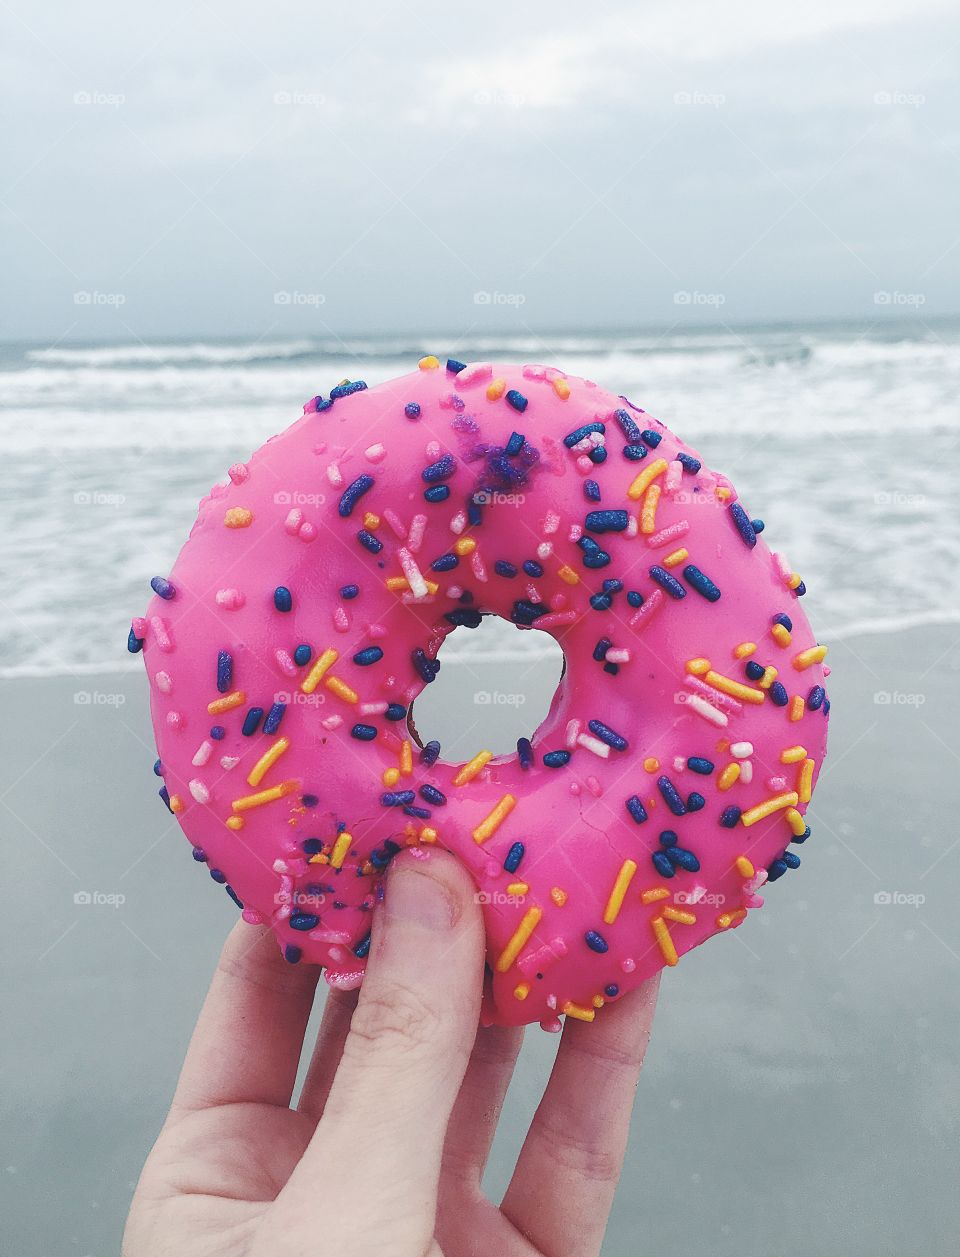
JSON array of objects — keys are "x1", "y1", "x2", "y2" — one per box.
[{"x1": 124, "y1": 849, "x2": 659, "y2": 1257}]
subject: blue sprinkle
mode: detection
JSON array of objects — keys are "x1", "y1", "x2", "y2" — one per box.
[
  {"x1": 404, "y1": 401, "x2": 421, "y2": 419},
  {"x1": 688, "y1": 757, "x2": 714, "y2": 774},
  {"x1": 150, "y1": 576, "x2": 176, "y2": 600},
  {"x1": 357, "y1": 529, "x2": 382, "y2": 553},
  {"x1": 316, "y1": 398, "x2": 334, "y2": 412},
  {"x1": 505, "y1": 431, "x2": 525, "y2": 456},
  {"x1": 650, "y1": 566, "x2": 686, "y2": 599},
  {"x1": 422, "y1": 454, "x2": 457, "y2": 483},
  {"x1": 623, "y1": 443, "x2": 648, "y2": 461},
  {"x1": 353, "y1": 646, "x2": 384, "y2": 666},
  {"x1": 289, "y1": 912, "x2": 320, "y2": 931},
  {"x1": 657, "y1": 775, "x2": 687, "y2": 816},
  {"x1": 796, "y1": 582, "x2": 807, "y2": 596},
  {"x1": 209, "y1": 868, "x2": 226, "y2": 884},
  {"x1": 294, "y1": 644, "x2": 312, "y2": 666},
  {"x1": 302, "y1": 838, "x2": 323, "y2": 855},
  {"x1": 587, "y1": 719, "x2": 628, "y2": 751},
  {"x1": 385, "y1": 703, "x2": 407, "y2": 721},
  {"x1": 340, "y1": 584, "x2": 360, "y2": 600},
  {"x1": 720, "y1": 805, "x2": 741, "y2": 828},
  {"x1": 745, "y1": 660, "x2": 765, "y2": 680},
  {"x1": 412, "y1": 647, "x2": 440, "y2": 682},
  {"x1": 641, "y1": 429, "x2": 662, "y2": 447},
  {"x1": 216, "y1": 650, "x2": 233, "y2": 692},
  {"x1": 793, "y1": 826, "x2": 812, "y2": 844},
  {"x1": 603, "y1": 576, "x2": 624, "y2": 591},
  {"x1": 613, "y1": 408, "x2": 643, "y2": 442},
  {"x1": 158, "y1": 786, "x2": 172, "y2": 812},
  {"x1": 543, "y1": 749, "x2": 571, "y2": 768},
  {"x1": 420, "y1": 784, "x2": 446, "y2": 806},
  {"x1": 351, "y1": 723, "x2": 378, "y2": 741},
  {"x1": 659, "y1": 830, "x2": 678, "y2": 847},
  {"x1": 338, "y1": 474, "x2": 375, "y2": 517},
  {"x1": 153, "y1": 758, "x2": 163, "y2": 776},
  {"x1": 770, "y1": 681, "x2": 789, "y2": 707},
  {"x1": 683, "y1": 565, "x2": 721, "y2": 602},
  {"x1": 589, "y1": 446, "x2": 608, "y2": 464},
  {"x1": 522, "y1": 559, "x2": 544, "y2": 577},
  {"x1": 354, "y1": 932, "x2": 372, "y2": 958},
  {"x1": 604, "y1": 983, "x2": 620, "y2": 998},
  {"x1": 517, "y1": 737, "x2": 534, "y2": 769},
  {"x1": 225, "y1": 885, "x2": 244, "y2": 909},
  {"x1": 666, "y1": 845, "x2": 700, "y2": 872},
  {"x1": 504, "y1": 841, "x2": 525, "y2": 872},
  {"x1": 593, "y1": 637, "x2": 611, "y2": 662},
  {"x1": 505, "y1": 389, "x2": 528, "y2": 412},
  {"x1": 127, "y1": 627, "x2": 144, "y2": 653},
  {"x1": 563, "y1": 421, "x2": 605, "y2": 448},
  {"x1": 241, "y1": 707, "x2": 264, "y2": 736},
  {"x1": 652, "y1": 851, "x2": 675, "y2": 878},
  {"x1": 424, "y1": 484, "x2": 451, "y2": 503},
  {"x1": 729, "y1": 502, "x2": 757, "y2": 548},
  {"x1": 773, "y1": 613, "x2": 793, "y2": 630},
  {"x1": 263, "y1": 703, "x2": 286, "y2": 735},
  {"x1": 403, "y1": 805, "x2": 431, "y2": 819},
  {"x1": 420, "y1": 739, "x2": 441, "y2": 766},
  {"x1": 807, "y1": 685, "x2": 826, "y2": 711},
  {"x1": 210, "y1": 725, "x2": 225, "y2": 740},
  {"x1": 590, "y1": 593, "x2": 612, "y2": 611},
  {"x1": 512, "y1": 599, "x2": 549, "y2": 626},
  {"x1": 626, "y1": 795, "x2": 648, "y2": 824},
  {"x1": 584, "y1": 479, "x2": 601, "y2": 501},
  {"x1": 604, "y1": 662, "x2": 619, "y2": 675},
  {"x1": 431, "y1": 553, "x2": 459, "y2": 571},
  {"x1": 823, "y1": 698, "x2": 830, "y2": 716},
  {"x1": 686, "y1": 792, "x2": 705, "y2": 812},
  {"x1": 330, "y1": 380, "x2": 367, "y2": 399},
  {"x1": 495, "y1": 559, "x2": 518, "y2": 578},
  {"x1": 767, "y1": 858, "x2": 789, "y2": 882},
  {"x1": 783, "y1": 851, "x2": 801, "y2": 869},
  {"x1": 274, "y1": 585, "x2": 293, "y2": 612},
  {"x1": 284, "y1": 944, "x2": 302, "y2": 963},
  {"x1": 585, "y1": 930, "x2": 609, "y2": 953},
  {"x1": 752, "y1": 518, "x2": 765, "y2": 533},
  {"x1": 583, "y1": 549, "x2": 611, "y2": 570},
  {"x1": 302, "y1": 794, "x2": 319, "y2": 807},
  {"x1": 585, "y1": 509, "x2": 629, "y2": 533},
  {"x1": 447, "y1": 358, "x2": 467, "y2": 373},
  {"x1": 677, "y1": 452, "x2": 701, "y2": 474},
  {"x1": 579, "y1": 536, "x2": 601, "y2": 552},
  {"x1": 626, "y1": 590, "x2": 644, "y2": 608},
  {"x1": 381, "y1": 790, "x2": 416, "y2": 807},
  {"x1": 468, "y1": 497, "x2": 483, "y2": 526},
  {"x1": 191, "y1": 846, "x2": 206, "y2": 861},
  {"x1": 445, "y1": 607, "x2": 483, "y2": 628}
]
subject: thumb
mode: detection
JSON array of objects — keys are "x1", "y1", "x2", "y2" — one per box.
[{"x1": 291, "y1": 849, "x2": 484, "y2": 1217}]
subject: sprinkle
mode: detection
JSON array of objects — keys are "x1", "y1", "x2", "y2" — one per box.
[
  {"x1": 329, "y1": 831, "x2": 353, "y2": 869},
  {"x1": 399, "y1": 741, "x2": 414, "y2": 776},
  {"x1": 585, "y1": 509, "x2": 629, "y2": 533},
  {"x1": 362, "y1": 512, "x2": 380, "y2": 531},
  {"x1": 717, "y1": 909, "x2": 747, "y2": 929},
  {"x1": 325, "y1": 676, "x2": 359, "y2": 704},
  {"x1": 789, "y1": 695, "x2": 805, "y2": 722},
  {"x1": 405, "y1": 401, "x2": 421, "y2": 419},
  {"x1": 453, "y1": 750, "x2": 493, "y2": 786},
  {"x1": 381, "y1": 790, "x2": 415, "y2": 807},
  {"x1": 224, "y1": 507, "x2": 253, "y2": 528},
  {"x1": 587, "y1": 719, "x2": 628, "y2": 751},
  {"x1": 640, "y1": 483, "x2": 661, "y2": 534},
  {"x1": 420, "y1": 740, "x2": 441, "y2": 766},
  {"x1": 585, "y1": 930, "x2": 609, "y2": 953},
  {"x1": 687, "y1": 757, "x2": 714, "y2": 774},
  {"x1": 649, "y1": 566, "x2": 686, "y2": 599},
  {"x1": 247, "y1": 737, "x2": 291, "y2": 787},
  {"x1": 578, "y1": 733, "x2": 610, "y2": 758},
  {"x1": 730, "y1": 741, "x2": 753, "y2": 759},
  {"x1": 447, "y1": 358, "x2": 466, "y2": 373},
  {"x1": 663, "y1": 905, "x2": 697, "y2": 926},
  {"x1": 504, "y1": 841, "x2": 525, "y2": 873},
  {"x1": 505, "y1": 389, "x2": 528, "y2": 412},
  {"x1": 770, "y1": 681, "x2": 789, "y2": 706},
  {"x1": 720, "y1": 805, "x2": 742, "y2": 828},
  {"x1": 241, "y1": 707, "x2": 264, "y2": 736},
  {"x1": 550, "y1": 887, "x2": 568, "y2": 906},
  {"x1": 603, "y1": 860, "x2": 638, "y2": 924},
  {"x1": 350, "y1": 724, "x2": 377, "y2": 741},
  {"x1": 686, "y1": 694, "x2": 729, "y2": 727},
  {"x1": 703, "y1": 670, "x2": 765, "y2": 704},
  {"x1": 793, "y1": 645, "x2": 828, "y2": 670},
  {"x1": 419, "y1": 355, "x2": 440, "y2": 370},
  {"x1": 543, "y1": 750, "x2": 571, "y2": 768},
  {"x1": 357, "y1": 529, "x2": 382, "y2": 553},
  {"x1": 740, "y1": 791, "x2": 800, "y2": 827},
  {"x1": 514, "y1": 983, "x2": 530, "y2": 1000},
  {"x1": 454, "y1": 537, "x2": 476, "y2": 557},
  {"x1": 717, "y1": 763, "x2": 741, "y2": 791},
  {"x1": 352, "y1": 646, "x2": 384, "y2": 668},
  {"x1": 643, "y1": 758, "x2": 660, "y2": 772},
  {"x1": 208, "y1": 690, "x2": 245, "y2": 715},
  {"x1": 302, "y1": 648, "x2": 338, "y2": 694},
  {"x1": 807, "y1": 685, "x2": 826, "y2": 710},
  {"x1": 798, "y1": 758, "x2": 815, "y2": 803},
  {"x1": 487, "y1": 378, "x2": 507, "y2": 400},
  {"x1": 734, "y1": 642, "x2": 756, "y2": 659},
  {"x1": 736, "y1": 856, "x2": 755, "y2": 878},
  {"x1": 781, "y1": 745, "x2": 807, "y2": 764},
  {"x1": 338, "y1": 474, "x2": 374, "y2": 517},
  {"x1": 231, "y1": 780, "x2": 299, "y2": 812},
  {"x1": 150, "y1": 576, "x2": 175, "y2": 600},
  {"x1": 759, "y1": 666, "x2": 778, "y2": 690},
  {"x1": 641, "y1": 887, "x2": 670, "y2": 905},
  {"x1": 424, "y1": 485, "x2": 450, "y2": 503},
  {"x1": 785, "y1": 807, "x2": 808, "y2": 837},
  {"x1": 626, "y1": 795, "x2": 649, "y2": 824},
  {"x1": 728, "y1": 502, "x2": 757, "y2": 547},
  {"x1": 330, "y1": 380, "x2": 367, "y2": 399},
  {"x1": 663, "y1": 547, "x2": 689, "y2": 568},
  {"x1": 683, "y1": 565, "x2": 721, "y2": 602},
  {"x1": 564, "y1": 421, "x2": 605, "y2": 448},
  {"x1": 552, "y1": 378, "x2": 571, "y2": 399},
  {"x1": 651, "y1": 916, "x2": 679, "y2": 966},
  {"x1": 562, "y1": 1001, "x2": 595, "y2": 1022},
  {"x1": 627, "y1": 457, "x2": 668, "y2": 501},
  {"x1": 658, "y1": 776, "x2": 687, "y2": 816},
  {"x1": 557, "y1": 564, "x2": 579, "y2": 585},
  {"x1": 772, "y1": 623, "x2": 792, "y2": 648},
  {"x1": 496, "y1": 906, "x2": 543, "y2": 972}
]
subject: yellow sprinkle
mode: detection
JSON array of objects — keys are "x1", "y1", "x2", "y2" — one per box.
[
  {"x1": 640, "y1": 482, "x2": 661, "y2": 534},
  {"x1": 514, "y1": 982, "x2": 530, "y2": 1000},
  {"x1": 496, "y1": 906, "x2": 543, "y2": 972},
  {"x1": 231, "y1": 780, "x2": 299, "y2": 812},
  {"x1": 325, "y1": 675, "x2": 359, "y2": 704},
  {"x1": 715, "y1": 486, "x2": 732, "y2": 501},
  {"x1": 798, "y1": 757, "x2": 815, "y2": 804},
  {"x1": 418, "y1": 355, "x2": 440, "y2": 370},
  {"x1": 386, "y1": 575, "x2": 440, "y2": 595},
  {"x1": 717, "y1": 908, "x2": 747, "y2": 929},
  {"x1": 562, "y1": 1001, "x2": 596, "y2": 1022},
  {"x1": 735, "y1": 856, "x2": 755, "y2": 878},
  {"x1": 627, "y1": 456, "x2": 669, "y2": 501},
  {"x1": 399, "y1": 740, "x2": 413, "y2": 776},
  {"x1": 703, "y1": 670, "x2": 765, "y2": 704},
  {"x1": 169, "y1": 794, "x2": 184, "y2": 814},
  {"x1": 486, "y1": 377, "x2": 506, "y2": 400},
  {"x1": 641, "y1": 886, "x2": 670, "y2": 904},
  {"x1": 787, "y1": 571, "x2": 803, "y2": 590},
  {"x1": 603, "y1": 858, "x2": 638, "y2": 925},
  {"x1": 662, "y1": 905, "x2": 697, "y2": 926},
  {"x1": 419, "y1": 826, "x2": 438, "y2": 844},
  {"x1": 453, "y1": 536, "x2": 476, "y2": 556},
  {"x1": 734, "y1": 642, "x2": 756, "y2": 659},
  {"x1": 507, "y1": 881, "x2": 529, "y2": 896},
  {"x1": 794, "y1": 645, "x2": 828, "y2": 670},
  {"x1": 552, "y1": 377, "x2": 571, "y2": 399},
  {"x1": 651, "y1": 916, "x2": 678, "y2": 966},
  {"x1": 550, "y1": 886, "x2": 568, "y2": 906},
  {"x1": 643, "y1": 756, "x2": 660, "y2": 772},
  {"x1": 383, "y1": 767, "x2": 400, "y2": 787},
  {"x1": 309, "y1": 852, "x2": 329, "y2": 864},
  {"x1": 592, "y1": 994, "x2": 605, "y2": 1009},
  {"x1": 717, "y1": 763, "x2": 741, "y2": 791},
  {"x1": 246, "y1": 736, "x2": 290, "y2": 787},
  {"x1": 453, "y1": 749, "x2": 492, "y2": 786},
  {"x1": 207, "y1": 690, "x2": 245, "y2": 715},
  {"x1": 785, "y1": 806, "x2": 807, "y2": 836},
  {"x1": 663, "y1": 547, "x2": 689, "y2": 568},
  {"x1": 557, "y1": 564, "x2": 579, "y2": 585},
  {"x1": 362, "y1": 511, "x2": 380, "y2": 531},
  {"x1": 780, "y1": 745, "x2": 807, "y2": 764},
  {"x1": 685, "y1": 657, "x2": 711, "y2": 676},
  {"x1": 789, "y1": 695, "x2": 805, "y2": 722},
  {"x1": 225, "y1": 815, "x2": 244, "y2": 831},
  {"x1": 224, "y1": 507, "x2": 253, "y2": 528},
  {"x1": 759, "y1": 665, "x2": 778, "y2": 690},
  {"x1": 330, "y1": 830, "x2": 352, "y2": 869},
  {"x1": 771, "y1": 623, "x2": 792, "y2": 648},
  {"x1": 740, "y1": 791, "x2": 799, "y2": 827},
  {"x1": 301, "y1": 647, "x2": 338, "y2": 694},
  {"x1": 473, "y1": 794, "x2": 516, "y2": 844}
]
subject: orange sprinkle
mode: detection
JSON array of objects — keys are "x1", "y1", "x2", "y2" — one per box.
[
  {"x1": 703, "y1": 670, "x2": 765, "y2": 704},
  {"x1": 453, "y1": 749, "x2": 492, "y2": 786},
  {"x1": 325, "y1": 675, "x2": 359, "y2": 704},
  {"x1": 735, "y1": 855, "x2": 755, "y2": 878},
  {"x1": 496, "y1": 906, "x2": 543, "y2": 972},
  {"x1": 399, "y1": 740, "x2": 413, "y2": 776},
  {"x1": 362, "y1": 511, "x2": 380, "y2": 530},
  {"x1": 734, "y1": 642, "x2": 757, "y2": 659},
  {"x1": 382, "y1": 767, "x2": 400, "y2": 787},
  {"x1": 798, "y1": 757, "x2": 815, "y2": 803},
  {"x1": 562, "y1": 1001, "x2": 596, "y2": 1022},
  {"x1": 717, "y1": 763, "x2": 741, "y2": 791},
  {"x1": 643, "y1": 757, "x2": 660, "y2": 772},
  {"x1": 627, "y1": 457, "x2": 669, "y2": 501},
  {"x1": 514, "y1": 982, "x2": 530, "y2": 1000},
  {"x1": 207, "y1": 690, "x2": 245, "y2": 715},
  {"x1": 169, "y1": 794, "x2": 185, "y2": 814},
  {"x1": 486, "y1": 377, "x2": 506, "y2": 400},
  {"x1": 557, "y1": 564, "x2": 579, "y2": 585},
  {"x1": 641, "y1": 886, "x2": 670, "y2": 904},
  {"x1": 793, "y1": 645, "x2": 828, "y2": 670},
  {"x1": 685, "y1": 657, "x2": 711, "y2": 676},
  {"x1": 551, "y1": 886, "x2": 568, "y2": 907},
  {"x1": 418, "y1": 355, "x2": 440, "y2": 370},
  {"x1": 246, "y1": 736, "x2": 290, "y2": 787},
  {"x1": 651, "y1": 916, "x2": 678, "y2": 966},
  {"x1": 552, "y1": 378, "x2": 571, "y2": 399},
  {"x1": 454, "y1": 536, "x2": 476, "y2": 556},
  {"x1": 225, "y1": 816, "x2": 244, "y2": 831},
  {"x1": 771, "y1": 623, "x2": 792, "y2": 648},
  {"x1": 640, "y1": 482, "x2": 661, "y2": 534},
  {"x1": 663, "y1": 547, "x2": 689, "y2": 568},
  {"x1": 224, "y1": 507, "x2": 253, "y2": 528},
  {"x1": 662, "y1": 905, "x2": 697, "y2": 926},
  {"x1": 789, "y1": 695, "x2": 805, "y2": 722}
]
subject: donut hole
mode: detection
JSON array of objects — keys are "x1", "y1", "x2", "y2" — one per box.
[{"x1": 407, "y1": 616, "x2": 565, "y2": 759}]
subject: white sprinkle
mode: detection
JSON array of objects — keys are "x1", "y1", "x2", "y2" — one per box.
[
  {"x1": 730, "y1": 741, "x2": 754, "y2": 759},
  {"x1": 739, "y1": 760, "x2": 754, "y2": 784},
  {"x1": 192, "y1": 741, "x2": 213, "y2": 767},
  {"x1": 471, "y1": 550, "x2": 488, "y2": 582},
  {"x1": 188, "y1": 779, "x2": 209, "y2": 803},
  {"x1": 577, "y1": 733, "x2": 611, "y2": 758},
  {"x1": 220, "y1": 756, "x2": 239, "y2": 770},
  {"x1": 154, "y1": 670, "x2": 172, "y2": 694},
  {"x1": 365, "y1": 443, "x2": 386, "y2": 463},
  {"x1": 605, "y1": 648, "x2": 631, "y2": 664},
  {"x1": 322, "y1": 715, "x2": 344, "y2": 731},
  {"x1": 407, "y1": 513, "x2": 427, "y2": 554},
  {"x1": 326, "y1": 463, "x2": 343, "y2": 487},
  {"x1": 398, "y1": 547, "x2": 428, "y2": 598},
  {"x1": 543, "y1": 510, "x2": 560, "y2": 535},
  {"x1": 425, "y1": 440, "x2": 441, "y2": 459},
  {"x1": 537, "y1": 541, "x2": 553, "y2": 560},
  {"x1": 449, "y1": 510, "x2": 467, "y2": 535},
  {"x1": 685, "y1": 694, "x2": 728, "y2": 727},
  {"x1": 283, "y1": 510, "x2": 303, "y2": 535},
  {"x1": 359, "y1": 701, "x2": 388, "y2": 716}
]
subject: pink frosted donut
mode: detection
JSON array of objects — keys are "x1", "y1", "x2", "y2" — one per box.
[{"x1": 134, "y1": 357, "x2": 830, "y2": 1030}]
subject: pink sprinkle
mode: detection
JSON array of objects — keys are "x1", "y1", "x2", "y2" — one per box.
[
  {"x1": 527, "y1": 583, "x2": 543, "y2": 602},
  {"x1": 605, "y1": 648, "x2": 630, "y2": 663},
  {"x1": 131, "y1": 616, "x2": 148, "y2": 637},
  {"x1": 522, "y1": 363, "x2": 547, "y2": 379},
  {"x1": 484, "y1": 858, "x2": 501, "y2": 878},
  {"x1": 769, "y1": 775, "x2": 788, "y2": 791},
  {"x1": 383, "y1": 509, "x2": 406, "y2": 539},
  {"x1": 438, "y1": 393, "x2": 460, "y2": 410},
  {"x1": 365, "y1": 443, "x2": 386, "y2": 463},
  {"x1": 543, "y1": 510, "x2": 560, "y2": 535},
  {"x1": 628, "y1": 587, "x2": 663, "y2": 629},
  {"x1": 446, "y1": 584, "x2": 462, "y2": 599},
  {"x1": 284, "y1": 510, "x2": 303, "y2": 534},
  {"x1": 275, "y1": 649, "x2": 298, "y2": 676},
  {"x1": 241, "y1": 908, "x2": 264, "y2": 925},
  {"x1": 322, "y1": 715, "x2": 344, "y2": 731},
  {"x1": 569, "y1": 781, "x2": 582, "y2": 795},
  {"x1": 548, "y1": 591, "x2": 567, "y2": 611},
  {"x1": 151, "y1": 617, "x2": 173, "y2": 652},
  {"x1": 665, "y1": 460, "x2": 683, "y2": 492},
  {"x1": 189, "y1": 779, "x2": 209, "y2": 804},
  {"x1": 585, "y1": 775, "x2": 603, "y2": 797},
  {"x1": 576, "y1": 455, "x2": 593, "y2": 474},
  {"x1": 772, "y1": 552, "x2": 793, "y2": 581},
  {"x1": 541, "y1": 1017, "x2": 562, "y2": 1034},
  {"x1": 154, "y1": 670, "x2": 173, "y2": 694},
  {"x1": 565, "y1": 718, "x2": 582, "y2": 748},
  {"x1": 531, "y1": 610, "x2": 577, "y2": 630},
  {"x1": 621, "y1": 957, "x2": 637, "y2": 973},
  {"x1": 407, "y1": 514, "x2": 427, "y2": 554},
  {"x1": 359, "y1": 701, "x2": 388, "y2": 716},
  {"x1": 647, "y1": 519, "x2": 690, "y2": 548},
  {"x1": 568, "y1": 524, "x2": 583, "y2": 542},
  {"x1": 298, "y1": 522, "x2": 317, "y2": 542},
  {"x1": 227, "y1": 462, "x2": 249, "y2": 484},
  {"x1": 673, "y1": 756, "x2": 687, "y2": 771},
  {"x1": 425, "y1": 440, "x2": 441, "y2": 459},
  {"x1": 742, "y1": 891, "x2": 765, "y2": 909},
  {"x1": 326, "y1": 463, "x2": 343, "y2": 486},
  {"x1": 457, "y1": 361, "x2": 492, "y2": 385},
  {"x1": 333, "y1": 606, "x2": 350, "y2": 633},
  {"x1": 449, "y1": 510, "x2": 467, "y2": 535},
  {"x1": 192, "y1": 741, "x2": 213, "y2": 767},
  {"x1": 216, "y1": 588, "x2": 246, "y2": 610},
  {"x1": 519, "y1": 938, "x2": 568, "y2": 978},
  {"x1": 166, "y1": 711, "x2": 184, "y2": 729},
  {"x1": 219, "y1": 756, "x2": 239, "y2": 770},
  {"x1": 471, "y1": 550, "x2": 488, "y2": 582},
  {"x1": 368, "y1": 622, "x2": 388, "y2": 638}
]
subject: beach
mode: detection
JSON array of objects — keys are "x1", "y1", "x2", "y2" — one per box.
[{"x1": 2, "y1": 622, "x2": 958, "y2": 1256}]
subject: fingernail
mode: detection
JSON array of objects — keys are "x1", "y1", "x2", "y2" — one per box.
[{"x1": 385, "y1": 862, "x2": 459, "y2": 931}]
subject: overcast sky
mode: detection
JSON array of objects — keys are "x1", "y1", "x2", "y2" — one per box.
[{"x1": 2, "y1": 0, "x2": 958, "y2": 342}]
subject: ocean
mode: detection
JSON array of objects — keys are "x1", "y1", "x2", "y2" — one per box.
[{"x1": 2, "y1": 319, "x2": 958, "y2": 677}]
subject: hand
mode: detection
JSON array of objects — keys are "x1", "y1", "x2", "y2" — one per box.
[{"x1": 123, "y1": 849, "x2": 659, "y2": 1257}]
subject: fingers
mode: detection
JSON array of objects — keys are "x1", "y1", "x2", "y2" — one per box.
[
  {"x1": 295, "y1": 986, "x2": 360, "y2": 1123},
  {"x1": 286, "y1": 849, "x2": 484, "y2": 1221},
  {"x1": 501, "y1": 973, "x2": 660, "y2": 1257},
  {"x1": 441, "y1": 1022, "x2": 524, "y2": 1190},
  {"x1": 170, "y1": 920, "x2": 321, "y2": 1115}
]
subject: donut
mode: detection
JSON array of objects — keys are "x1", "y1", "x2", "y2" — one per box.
[{"x1": 133, "y1": 358, "x2": 830, "y2": 1030}]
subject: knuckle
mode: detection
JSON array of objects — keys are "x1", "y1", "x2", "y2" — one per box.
[
  {"x1": 529, "y1": 1109, "x2": 620, "y2": 1183},
  {"x1": 346, "y1": 982, "x2": 443, "y2": 1059}
]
